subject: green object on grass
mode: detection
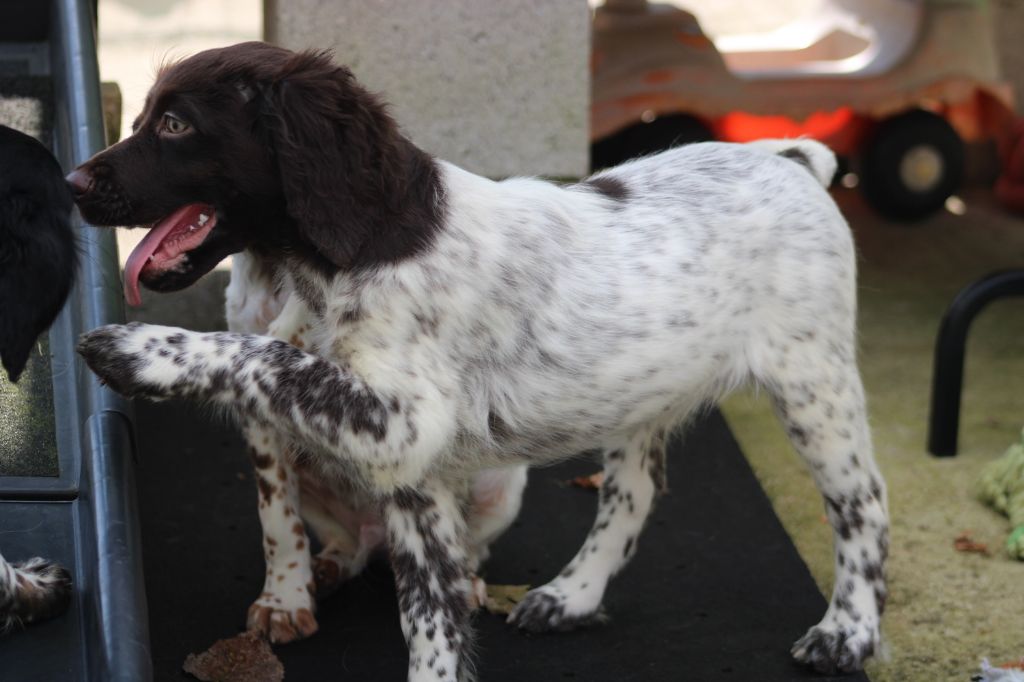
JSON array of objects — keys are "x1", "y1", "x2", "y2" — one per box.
[{"x1": 976, "y1": 428, "x2": 1024, "y2": 559}]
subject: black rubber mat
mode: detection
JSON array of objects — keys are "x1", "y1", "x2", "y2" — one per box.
[{"x1": 135, "y1": 398, "x2": 868, "y2": 682}]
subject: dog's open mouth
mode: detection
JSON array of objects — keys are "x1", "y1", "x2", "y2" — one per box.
[{"x1": 123, "y1": 203, "x2": 217, "y2": 306}]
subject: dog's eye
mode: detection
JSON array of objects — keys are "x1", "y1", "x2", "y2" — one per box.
[{"x1": 161, "y1": 113, "x2": 191, "y2": 136}]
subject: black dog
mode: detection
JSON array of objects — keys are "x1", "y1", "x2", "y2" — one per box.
[
  {"x1": 0, "y1": 124, "x2": 76, "y2": 381},
  {"x1": 0, "y1": 123, "x2": 75, "y2": 631}
]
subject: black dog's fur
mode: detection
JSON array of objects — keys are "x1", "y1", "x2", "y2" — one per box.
[
  {"x1": 0, "y1": 123, "x2": 75, "y2": 631},
  {"x1": 0, "y1": 124, "x2": 76, "y2": 382}
]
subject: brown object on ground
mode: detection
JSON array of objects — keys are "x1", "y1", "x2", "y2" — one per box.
[
  {"x1": 953, "y1": 532, "x2": 990, "y2": 556},
  {"x1": 482, "y1": 584, "x2": 532, "y2": 615},
  {"x1": 567, "y1": 471, "x2": 604, "y2": 490},
  {"x1": 183, "y1": 631, "x2": 284, "y2": 682}
]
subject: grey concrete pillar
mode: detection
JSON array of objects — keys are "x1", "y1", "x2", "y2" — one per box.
[{"x1": 265, "y1": 0, "x2": 590, "y2": 179}]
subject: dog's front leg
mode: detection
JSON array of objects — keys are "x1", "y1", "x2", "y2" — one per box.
[
  {"x1": 242, "y1": 421, "x2": 318, "y2": 643},
  {"x1": 76, "y1": 323, "x2": 447, "y2": 489},
  {"x1": 386, "y1": 479, "x2": 474, "y2": 682}
]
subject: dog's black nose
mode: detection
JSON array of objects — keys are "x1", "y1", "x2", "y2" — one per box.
[{"x1": 65, "y1": 168, "x2": 92, "y2": 197}]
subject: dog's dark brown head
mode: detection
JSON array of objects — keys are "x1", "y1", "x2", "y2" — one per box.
[{"x1": 68, "y1": 41, "x2": 444, "y2": 306}]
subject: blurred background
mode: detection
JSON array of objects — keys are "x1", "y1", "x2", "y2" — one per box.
[{"x1": 85, "y1": 1, "x2": 1024, "y2": 680}]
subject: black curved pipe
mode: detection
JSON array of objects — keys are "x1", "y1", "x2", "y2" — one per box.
[{"x1": 927, "y1": 269, "x2": 1024, "y2": 456}]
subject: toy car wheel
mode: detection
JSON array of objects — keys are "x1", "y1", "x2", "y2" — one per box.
[
  {"x1": 861, "y1": 109, "x2": 964, "y2": 221},
  {"x1": 591, "y1": 114, "x2": 714, "y2": 170}
]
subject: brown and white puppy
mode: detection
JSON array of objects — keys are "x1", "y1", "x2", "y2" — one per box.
[
  {"x1": 71, "y1": 42, "x2": 887, "y2": 682},
  {"x1": 67, "y1": 42, "x2": 527, "y2": 649}
]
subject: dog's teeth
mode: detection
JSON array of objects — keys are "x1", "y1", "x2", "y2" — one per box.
[{"x1": 198, "y1": 213, "x2": 209, "y2": 225}]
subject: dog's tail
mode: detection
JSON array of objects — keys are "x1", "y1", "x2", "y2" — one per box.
[{"x1": 747, "y1": 138, "x2": 837, "y2": 188}]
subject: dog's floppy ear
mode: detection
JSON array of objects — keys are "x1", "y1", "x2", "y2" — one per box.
[
  {"x1": 258, "y1": 50, "x2": 397, "y2": 271},
  {"x1": 0, "y1": 191, "x2": 76, "y2": 383}
]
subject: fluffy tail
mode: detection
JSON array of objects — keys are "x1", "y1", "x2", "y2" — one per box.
[{"x1": 747, "y1": 138, "x2": 837, "y2": 188}]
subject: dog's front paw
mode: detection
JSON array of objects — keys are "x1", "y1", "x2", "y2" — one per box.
[
  {"x1": 77, "y1": 323, "x2": 162, "y2": 398},
  {"x1": 792, "y1": 620, "x2": 878, "y2": 674},
  {"x1": 247, "y1": 598, "x2": 318, "y2": 644},
  {"x1": 77, "y1": 322, "x2": 199, "y2": 400},
  {"x1": 506, "y1": 583, "x2": 606, "y2": 633},
  {"x1": 3, "y1": 558, "x2": 73, "y2": 632}
]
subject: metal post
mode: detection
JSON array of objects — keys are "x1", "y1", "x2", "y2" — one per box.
[{"x1": 927, "y1": 269, "x2": 1024, "y2": 456}]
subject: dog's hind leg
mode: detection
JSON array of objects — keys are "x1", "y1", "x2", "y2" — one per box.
[
  {"x1": 760, "y1": 334, "x2": 888, "y2": 674},
  {"x1": 508, "y1": 426, "x2": 666, "y2": 632},
  {"x1": 243, "y1": 422, "x2": 318, "y2": 643},
  {"x1": 386, "y1": 479, "x2": 475, "y2": 682}
]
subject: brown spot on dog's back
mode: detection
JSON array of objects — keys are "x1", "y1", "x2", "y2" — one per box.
[
  {"x1": 778, "y1": 148, "x2": 812, "y2": 171},
  {"x1": 581, "y1": 176, "x2": 629, "y2": 202}
]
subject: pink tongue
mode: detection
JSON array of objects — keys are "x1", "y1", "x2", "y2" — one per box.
[{"x1": 123, "y1": 204, "x2": 212, "y2": 307}]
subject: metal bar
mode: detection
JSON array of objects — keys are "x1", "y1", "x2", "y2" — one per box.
[
  {"x1": 83, "y1": 412, "x2": 151, "y2": 682},
  {"x1": 927, "y1": 269, "x2": 1024, "y2": 456},
  {"x1": 51, "y1": 0, "x2": 152, "y2": 679}
]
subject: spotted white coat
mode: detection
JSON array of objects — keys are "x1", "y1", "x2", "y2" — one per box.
[{"x1": 79, "y1": 139, "x2": 888, "y2": 681}]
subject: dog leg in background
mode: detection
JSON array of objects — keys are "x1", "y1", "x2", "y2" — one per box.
[
  {"x1": 466, "y1": 465, "x2": 528, "y2": 571},
  {"x1": 0, "y1": 551, "x2": 72, "y2": 632},
  {"x1": 239, "y1": 287, "x2": 320, "y2": 641},
  {"x1": 387, "y1": 480, "x2": 474, "y2": 682},
  {"x1": 763, "y1": 336, "x2": 888, "y2": 674},
  {"x1": 243, "y1": 422, "x2": 318, "y2": 643},
  {"x1": 508, "y1": 427, "x2": 665, "y2": 631},
  {"x1": 295, "y1": 489, "x2": 384, "y2": 599},
  {"x1": 462, "y1": 465, "x2": 529, "y2": 607}
]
